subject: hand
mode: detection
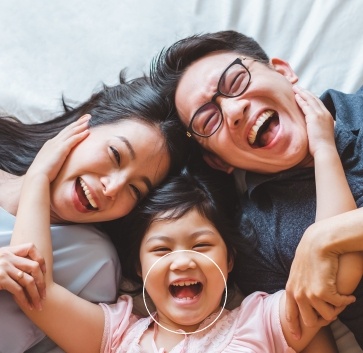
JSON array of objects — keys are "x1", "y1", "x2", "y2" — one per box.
[
  {"x1": 293, "y1": 85, "x2": 336, "y2": 158},
  {"x1": 285, "y1": 222, "x2": 356, "y2": 339},
  {"x1": 27, "y1": 115, "x2": 90, "y2": 183},
  {"x1": 0, "y1": 243, "x2": 46, "y2": 310}
]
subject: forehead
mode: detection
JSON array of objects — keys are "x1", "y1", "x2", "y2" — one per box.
[
  {"x1": 93, "y1": 119, "x2": 162, "y2": 143},
  {"x1": 92, "y1": 118, "x2": 169, "y2": 177},
  {"x1": 175, "y1": 51, "x2": 239, "y2": 124},
  {"x1": 145, "y1": 208, "x2": 217, "y2": 237}
]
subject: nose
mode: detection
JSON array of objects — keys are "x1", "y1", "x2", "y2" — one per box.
[
  {"x1": 100, "y1": 174, "x2": 126, "y2": 200},
  {"x1": 219, "y1": 96, "x2": 250, "y2": 130},
  {"x1": 169, "y1": 251, "x2": 197, "y2": 271}
]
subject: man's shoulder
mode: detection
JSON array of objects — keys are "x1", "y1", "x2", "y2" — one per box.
[{"x1": 321, "y1": 86, "x2": 363, "y2": 129}]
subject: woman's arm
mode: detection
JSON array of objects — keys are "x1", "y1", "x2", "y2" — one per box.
[{"x1": 10, "y1": 116, "x2": 106, "y2": 353}]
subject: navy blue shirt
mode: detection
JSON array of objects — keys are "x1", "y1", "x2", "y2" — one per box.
[{"x1": 235, "y1": 86, "x2": 363, "y2": 347}]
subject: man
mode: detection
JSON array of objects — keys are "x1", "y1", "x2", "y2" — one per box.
[{"x1": 150, "y1": 30, "x2": 363, "y2": 347}]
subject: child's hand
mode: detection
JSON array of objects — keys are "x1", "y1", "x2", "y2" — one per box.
[
  {"x1": 27, "y1": 115, "x2": 90, "y2": 183},
  {"x1": 0, "y1": 243, "x2": 46, "y2": 311},
  {"x1": 293, "y1": 86, "x2": 336, "y2": 158}
]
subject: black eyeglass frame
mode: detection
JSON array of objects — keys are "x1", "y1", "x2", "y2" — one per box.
[{"x1": 186, "y1": 57, "x2": 257, "y2": 138}]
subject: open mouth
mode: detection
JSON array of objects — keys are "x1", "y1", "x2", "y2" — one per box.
[
  {"x1": 75, "y1": 177, "x2": 98, "y2": 210},
  {"x1": 247, "y1": 110, "x2": 279, "y2": 147},
  {"x1": 169, "y1": 280, "x2": 203, "y2": 300}
]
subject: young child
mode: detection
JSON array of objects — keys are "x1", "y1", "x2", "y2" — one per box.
[{"x1": 8, "y1": 92, "x2": 362, "y2": 352}]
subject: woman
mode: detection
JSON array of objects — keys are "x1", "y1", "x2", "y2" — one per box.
[{"x1": 0, "y1": 74, "x2": 190, "y2": 353}]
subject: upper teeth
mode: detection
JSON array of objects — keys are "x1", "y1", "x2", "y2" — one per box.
[
  {"x1": 79, "y1": 178, "x2": 97, "y2": 209},
  {"x1": 172, "y1": 281, "x2": 198, "y2": 287},
  {"x1": 247, "y1": 110, "x2": 274, "y2": 145}
]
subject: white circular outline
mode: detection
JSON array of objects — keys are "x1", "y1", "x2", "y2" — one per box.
[{"x1": 142, "y1": 249, "x2": 228, "y2": 335}]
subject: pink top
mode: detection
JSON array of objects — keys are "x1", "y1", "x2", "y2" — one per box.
[{"x1": 99, "y1": 291, "x2": 295, "y2": 353}]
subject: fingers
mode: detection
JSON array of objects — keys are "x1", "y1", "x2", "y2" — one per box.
[
  {"x1": 292, "y1": 292, "x2": 355, "y2": 328},
  {"x1": 0, "y1": 263, "x2": 40, "y2": 310},
  {"x1": 49, "y1": 114, "x2": 90, "y2": 151},
  {"x1": 293, "y1": 86, "x2": 327, "y2": 114},
  {"x1": 15, "y1": 270, "x2": 44, "y2": 310},
  {"x1": 28, "y1": 115, "x2": 91, "y2": 182},
  {"x1": 0, "y1": 245, "x2": 46, "y2": 310},
  {"x1": 13, "y1": 243, "x2": 46, "y2": 273},
  {"x1": 285, "y1": 291, "x2": 302, "y2": 339},
  {"x1": 9, "y1": 244, "x2": 46, "y2": 299},
  {"x1": 0, "y1": 271, "x2": 33, "y2": 310},
  {"x1": 297, "y1": 297, "x2": 336, "y2": 326}
]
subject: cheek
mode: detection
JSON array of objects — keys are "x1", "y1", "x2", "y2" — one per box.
[
  {"x1": 142, "y1": 261, "x2": 166, "y2": 295},
  {"x1": 109, "y1": 197, "x2": 135, "y2": 219}
]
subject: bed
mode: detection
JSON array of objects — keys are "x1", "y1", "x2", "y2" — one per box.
[{"x1": 1, "y1": 0, "x2": 362, "y2": 352}]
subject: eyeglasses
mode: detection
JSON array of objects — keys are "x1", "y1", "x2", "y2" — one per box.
[{"x1": 186, "y1": 57, "x2": 258, "y2": 138}]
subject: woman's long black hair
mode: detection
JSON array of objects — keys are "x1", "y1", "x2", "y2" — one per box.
[{"x1": 1, "y1": 72, "x2": 190, "y2": 177}]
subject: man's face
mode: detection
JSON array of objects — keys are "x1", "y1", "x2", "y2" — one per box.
[{"x1": 175, "y1": 51, "x2": 310, "y2": 174}]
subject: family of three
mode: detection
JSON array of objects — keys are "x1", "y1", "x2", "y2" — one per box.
[{"x1": 1, "y1": 30, "x2": 363, "y2": 352}]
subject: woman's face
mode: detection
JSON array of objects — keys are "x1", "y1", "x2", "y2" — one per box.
[{"x1": 50, "y1": 119, "x2": 170, "y2": 224}]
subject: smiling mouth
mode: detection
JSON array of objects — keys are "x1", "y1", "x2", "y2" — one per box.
[
  {"x1": 247, "y1": 110, "x2": 280, "y2": 147},
  {"x1": 169, "y1": 281, "x2": 203, "y2": 300},
  {"x1": 76, "y1": 177, "x2": 98, "y2": 210}
]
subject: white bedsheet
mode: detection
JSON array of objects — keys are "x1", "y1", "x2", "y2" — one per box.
[
  {"x1": 1, "y1": 1, "x2": 362, "y2": 352},
  {"x1": 1, "y1": 0, "x2": 363, "y2": 124}
]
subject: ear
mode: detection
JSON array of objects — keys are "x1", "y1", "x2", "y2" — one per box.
[
  {"x1": 202, "y1": 151, "x2": 234, "y2": 174},
  {"x1": 270, "y1": 57, "x2": 299, "y2": 84}
]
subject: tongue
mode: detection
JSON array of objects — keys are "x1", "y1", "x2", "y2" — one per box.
[
  {"x1": 174, "y1": 286, "x2": 197, "y2": 299},
  {"x1": 258, "y1": 117, "x2": 279, "y2": 147}
]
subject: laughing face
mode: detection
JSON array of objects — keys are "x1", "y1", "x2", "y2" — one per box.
[
  {"x1": 49, "y1": 119, "x2": 170, "y2": 224},
  {"x1": 175, "y1": 51, "x2": 312, "y2": 174},
  {"x1": 139, "y1": 209, "x2": 232, "y2": 333}
]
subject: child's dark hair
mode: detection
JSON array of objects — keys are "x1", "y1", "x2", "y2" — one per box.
[{"x1": 111, "y1": 163, "x2": 246, "y2": 295}]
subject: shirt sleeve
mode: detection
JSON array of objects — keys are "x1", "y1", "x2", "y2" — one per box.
[
  {"x1": 99, "y1": 295, "x2": 138, "y2": 353},
  {"x1": 233, "y1": 291, "x2": 296, "y2": 353}
]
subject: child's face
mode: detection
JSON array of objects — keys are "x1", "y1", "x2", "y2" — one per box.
[{"x1": 139, "y1": 208, "x2": 233, "y2": 333}]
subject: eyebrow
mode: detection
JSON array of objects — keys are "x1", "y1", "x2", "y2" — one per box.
[
  {"x1": 117, "y1": 136, "x2": 152, "y2": 192},
  {"x1": 145, "y1": 229, "x2": 216, "y2": 244}
]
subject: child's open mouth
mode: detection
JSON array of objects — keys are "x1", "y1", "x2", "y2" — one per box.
[{"x1": 169, "y1": 280, "x2": 203, "y2": 300}]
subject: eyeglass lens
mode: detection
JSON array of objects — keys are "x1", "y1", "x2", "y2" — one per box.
[{"x1": 191, "y1": 62, "x2": 251, "y2": 136}]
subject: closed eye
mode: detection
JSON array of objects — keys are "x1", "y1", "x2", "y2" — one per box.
[
  {"x1": 130, "y1": 184, "x2": 142, "y2": 201},
  {"x1": 110, "y1": 146, "x2": 121, "y2": 165},
  {"x1": 193, "y1": 243, "x2": 211, "y2": 250},
  {"x1": 152, "y1": 247, "x2": 171, "y2": 255}
]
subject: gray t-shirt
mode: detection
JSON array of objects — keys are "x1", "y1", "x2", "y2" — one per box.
[{"x1": 235, "y1": 86, "x2": 363, "y2": 348}]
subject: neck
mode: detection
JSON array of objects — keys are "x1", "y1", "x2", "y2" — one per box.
[
  {"x1": 293, "y1": 153, "x2": 314, "y2": 169},
  {"x1": 49, "y1": 209, "x2": 71, "y2": 225},
  {"x1": 153, "y1": 323, "x2": 185, "y2": 352}
]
